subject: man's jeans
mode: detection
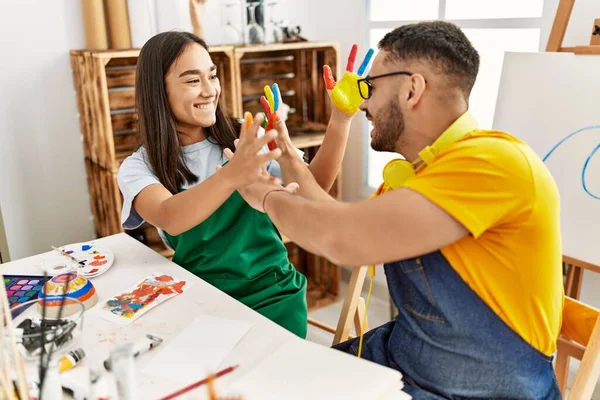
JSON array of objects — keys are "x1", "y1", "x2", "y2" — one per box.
[{"x1": 334, "y1": 251, "x2": 561, "y2": 399}]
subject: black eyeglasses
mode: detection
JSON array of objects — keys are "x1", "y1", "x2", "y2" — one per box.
[{"x1": 357, "y1": 71, "x2": 415, "y2": 100}]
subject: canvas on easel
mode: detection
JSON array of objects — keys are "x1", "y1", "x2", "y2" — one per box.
[{"x1": 538, "y1": 0, "x2": 600, "y2": 294}]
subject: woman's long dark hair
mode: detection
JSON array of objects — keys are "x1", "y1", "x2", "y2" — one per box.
[{"x1": 136, "y1": 31, "x2": 240, "y2": 194}]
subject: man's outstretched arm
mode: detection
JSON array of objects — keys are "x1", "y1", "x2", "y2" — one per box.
[{"x1": 241, "y1": 182, "x2": 468, "y2": 266}]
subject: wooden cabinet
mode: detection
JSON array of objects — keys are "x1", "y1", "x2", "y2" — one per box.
[{"x1": 70, "y1": 42, "x2": 341, "y2": 310}]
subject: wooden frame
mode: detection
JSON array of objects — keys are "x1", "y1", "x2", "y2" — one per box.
[
  {"x1": 564, "y1": 255, "x2": 600, "y2": 299},
  {"x1": 546, "y1": 0, "x2": 600, "y2": 55},
  {"x1": 555, "y1": 295, "x2": 600, "y2": 399},
  {"x1": 569, "y1": 317, "x2": 600, "y2": 399},
  {"x1": 308, "y1": 266, "x2": 370, "y2": 345},
  {"x1": 232, "y1": 42, "x2": 338, "y2": 124}
]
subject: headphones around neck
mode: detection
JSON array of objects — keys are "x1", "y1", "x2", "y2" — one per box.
[{"x1": 379, "y1": 112, "x2": 478, "y2": 191}]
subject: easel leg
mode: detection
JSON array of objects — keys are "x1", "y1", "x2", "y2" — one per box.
[
  {"x1": 546, "y1": 0, "x2": 577, "y2": 51},
  {"x1": 565, "y1": 264, "x2": 584, "y2": 299}
]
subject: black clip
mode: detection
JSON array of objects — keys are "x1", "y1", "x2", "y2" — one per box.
[{"x1": 593, "y1": 25, "x2": 600, "y2": 36}]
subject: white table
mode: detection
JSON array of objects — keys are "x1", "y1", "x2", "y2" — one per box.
[{"x1": 2, "y1": 233, "x2": 408, "y2": 399}]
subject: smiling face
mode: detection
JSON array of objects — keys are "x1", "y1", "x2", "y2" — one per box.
[{"x1": 165, "y1": 42, "x2": 221, "y2": 132}]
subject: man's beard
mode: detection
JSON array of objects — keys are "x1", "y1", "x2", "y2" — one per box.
[{"x1": 371, "y1": 99, "x2": 404, "y2": 153}]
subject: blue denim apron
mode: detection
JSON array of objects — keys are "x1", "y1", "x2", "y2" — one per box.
[{"x1": 334, "y1": 251, "x2": 561, "y2": 399}]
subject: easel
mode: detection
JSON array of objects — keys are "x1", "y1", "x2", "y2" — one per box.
[
  {"x1": 545, "y1": 5, "x2": 600, "y2": 397},
  {"x1": 545, "y1": 0, "x2": 600, "y2": 299},
  {"x1": 546, "y1": 0, "x2": 600, "y2": 54}
]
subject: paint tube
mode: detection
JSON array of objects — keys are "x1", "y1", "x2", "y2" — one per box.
[
  {"x1": 104, "y1": 334, "x2": 163, "y2": 371},
  {"x1": 131, "y1": 334, "x2": 163, "y2": 358},
  {"x1": 109, "y1": 343, "x2": 136, "y2": 400},
  {"x1": 58, "y1": 348, "x2": 85, "y2": 373},
  {"x1": 60, "y1": 373, "x2": 88, "y2": 400}
]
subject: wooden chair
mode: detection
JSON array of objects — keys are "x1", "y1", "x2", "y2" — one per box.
[
  {"x1": 308, "y1": 265, "x2": 370, "y2": 345},
  {"x1": 556, "y1": 254, "x2": 600, "y2": 399},
  {"x1": 563, "y1": 255, "x2": 600, "y2": 300},
  {"x1": 555, "y1": 296, "x2": 600, "y2": 399}
]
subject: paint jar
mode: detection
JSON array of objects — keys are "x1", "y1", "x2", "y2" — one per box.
[{"x1": 10, "y1": 298, "x2": 84, "y2": 360}]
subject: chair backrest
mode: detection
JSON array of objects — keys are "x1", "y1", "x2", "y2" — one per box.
[
  {"x1": 556, "y1": 296, "x2": 600, "y2": 399},
  {"x1": 307, "y1": 266, "x2": 370, "y2": 345}
]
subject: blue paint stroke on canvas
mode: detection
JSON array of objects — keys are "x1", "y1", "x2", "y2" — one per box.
[{"x1": 543, "y1": 126, "x2": 600, "y2": 200}]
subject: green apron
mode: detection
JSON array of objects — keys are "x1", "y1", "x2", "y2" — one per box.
[{"x1": 162, "y1": 190, "x2": 308, "y2": 338}]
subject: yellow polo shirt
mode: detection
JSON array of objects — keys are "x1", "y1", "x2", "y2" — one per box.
[{"x1": 401, "y1": 113, "x2": 564, "y2": 355}]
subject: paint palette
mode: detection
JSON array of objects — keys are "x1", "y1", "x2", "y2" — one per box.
[
  {"x1": 41, "y1": 241, "x2": 115, "y2": 279},
  {"x1": 4, "y1": 275, "x2": 50, "y2": 318}
]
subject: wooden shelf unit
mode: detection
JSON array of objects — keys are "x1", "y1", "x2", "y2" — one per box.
[{"x1": 70, "y1": 41, "x2": 341, "y2": 311}]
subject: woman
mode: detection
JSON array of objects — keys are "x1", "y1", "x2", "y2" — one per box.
[{"x1": 117, "y1": 31, "x2": 354, "y2": 338}]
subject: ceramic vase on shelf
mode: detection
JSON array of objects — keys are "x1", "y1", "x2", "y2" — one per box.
[
  {"x1": 243, "y1": 0, "x2": 265, "y2": 45},
  {"x1": 220, "y1": 2, "x2": 244, "y2": 45},
  {"x1": 264, "y1": 1, "x2": 283, "y2": 44}
]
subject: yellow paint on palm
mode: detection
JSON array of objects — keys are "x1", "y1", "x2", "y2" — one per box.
[{"x1": 331, "y1": 71, "x2": 363, "y2": 114}]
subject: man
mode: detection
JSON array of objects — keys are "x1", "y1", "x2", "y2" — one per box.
[{"x1": 233, "y1": 21, "x2": 564, "y2": 399}]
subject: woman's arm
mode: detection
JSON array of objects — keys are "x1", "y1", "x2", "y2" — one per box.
[
  {"x1": 133, "y1": 168, "x2": 237, "y2": 236},
  {"x1": 272, "y1": 117, "x2": 341, "y2": 202},
  {"x1": 272, "y1": 72, "x2": 357, "y2": 193},
  {"x1": 189, "y1": 0, "x2": 207, "y2": 38},
  {"x1": 131, "y1": 115, "x2": 280, "y2": 236},
  {"x1": 306, "y1": 109, "x2": 352, "y2": 191}
]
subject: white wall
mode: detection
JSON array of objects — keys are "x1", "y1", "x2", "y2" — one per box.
[{"x1": 0, "y1": 0, "x2": 95, "y2": 260}]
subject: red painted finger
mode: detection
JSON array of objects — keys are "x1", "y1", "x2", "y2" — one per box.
[
  {"x1": 346, "y1": 44, "x2": 358, "y2": 72},
  {"x1": 260, "y1": 96, "x2": 271, "y2": 116},
  {"x1": 323, "y1": 65, "x2": 335, "y2": 90}
]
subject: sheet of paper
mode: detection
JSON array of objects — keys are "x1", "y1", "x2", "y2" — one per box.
[
  {"x1": 92, "y1": 273, "x2": 191, "y2": 326},
  {"x1": 143, "y1": 315, "x2": 252, "y2": 383},
  {"x1": 228, "y1": 338, "x2": 404, "y2": 400}
]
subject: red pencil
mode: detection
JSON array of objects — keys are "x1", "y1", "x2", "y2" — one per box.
[{"x1": 158, "y1": 365, "x2": 239, "y2": 400}]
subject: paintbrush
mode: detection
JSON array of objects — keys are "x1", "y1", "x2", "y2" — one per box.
[
  {"x1": 158, "y1": 365, "x2": 239, "y2": 400},
  {"x1": 44, "y1": 272, "x2": 76, "y2": 376},
  {"x1": 0, "y1": 273, "x2": 30, "y2": 399},
  {"x1": 207, "y1": 373, "x2": 217, "y2": 400},
  {"x1": 39, "y1": 271, "x2": 48, "y2": 399},
  {"x1": 51, "y1": 246, "x2": 84, "y2": 265}
]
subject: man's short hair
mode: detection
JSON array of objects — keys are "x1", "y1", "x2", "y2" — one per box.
[{"x1": 379, "y1": 21, "x2": 480, "y2": 98}]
